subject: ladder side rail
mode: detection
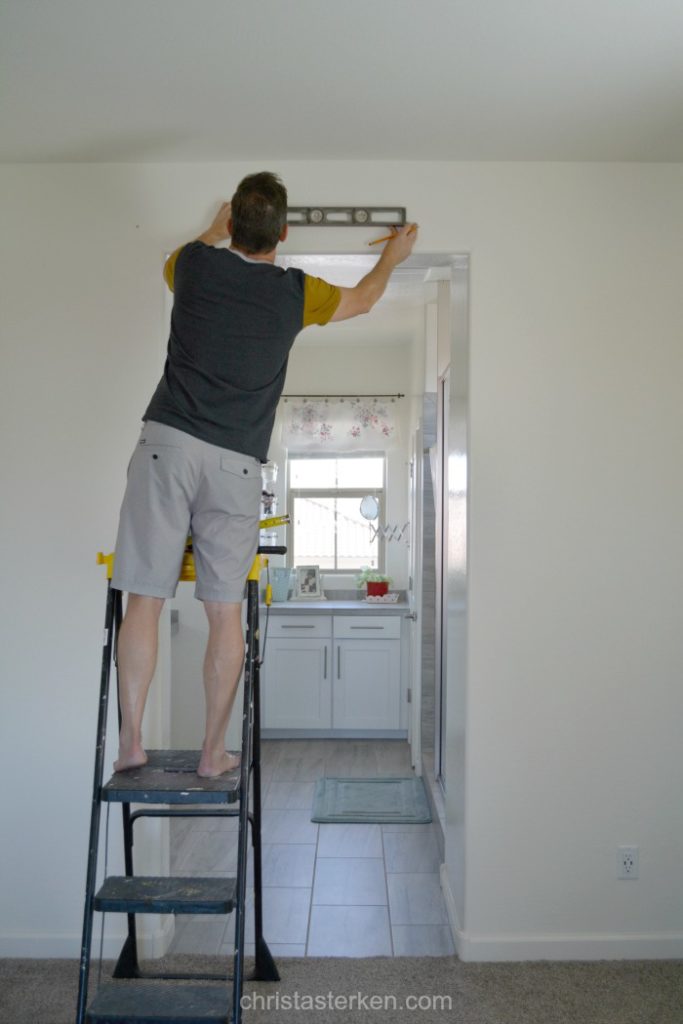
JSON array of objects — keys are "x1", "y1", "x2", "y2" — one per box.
[
  {"x1": 249, "y1": 545, "x2": 283, "y2": 983},
  {"x1": 250, "y1": 631, "x2": 279, "y2": 981},
  {"x1": 231, "y1": 579, "x2": 259, "y2": 1024},
  {"x1": 250, "y1": 648, "x2": 265, "y2": 955},
  {"x1": 112, "y1": 590, "x2": 142, "y2": 980},
  {"x1": 75, "y1": 582, "x2": 117, "y2": 1024}
]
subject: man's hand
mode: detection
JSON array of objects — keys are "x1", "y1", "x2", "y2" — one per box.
[
  {"x1": 330, "y1": 221, "x2": 419, "y2": 322},
  {"x1": 197, "y1": 202, "x2": 232, "y2": 246},
  {"x1": 382, "y1": 223, "x2": 419, "y2": 267}
]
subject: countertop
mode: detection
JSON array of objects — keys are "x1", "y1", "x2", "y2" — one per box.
[{"x1": 260, "y1": 598, "x2": 409, "y2": 614}]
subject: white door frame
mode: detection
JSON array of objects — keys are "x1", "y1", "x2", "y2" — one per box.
[{"x1": 408, "y1": 421, "x2": 424, "y2": 773}]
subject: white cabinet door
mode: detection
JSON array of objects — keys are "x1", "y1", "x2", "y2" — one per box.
[
  {"x1": 333, "y1": 639, "x2": 401, "y2": 730},
  {"x1": 262, "y1": 638, "x2": 332, "y2": 729}
]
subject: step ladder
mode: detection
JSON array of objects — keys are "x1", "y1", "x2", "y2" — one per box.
[{"x1": 76, "y1": 523, "x2": 288, "y2": 1024}]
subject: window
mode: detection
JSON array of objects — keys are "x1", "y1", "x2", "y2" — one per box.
[{"x1": 287, "y1": 456, "x2": 385, "y2": 571}]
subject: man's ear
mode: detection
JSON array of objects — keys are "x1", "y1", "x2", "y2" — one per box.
[
  {"x1": 279, "y1": 224, "x2": 289, "y2": 243},
  {"x1": 228, "y1": 218, "x2": 234, "y2": 236}
]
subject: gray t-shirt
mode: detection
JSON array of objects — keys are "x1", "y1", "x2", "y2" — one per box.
[{"x1": 144, "y1": 242, "x2": 338, "y2": 461}]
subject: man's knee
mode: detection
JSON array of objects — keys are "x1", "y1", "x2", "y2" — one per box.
[
  {"x1": 203, "y1": 600, "x2": 242, "y2": 629},
  {"x1": 125, "y1": 593, "x2": 166, "y2": 621}
]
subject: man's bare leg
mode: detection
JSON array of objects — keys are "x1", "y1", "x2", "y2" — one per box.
[
  {"x1": 197, "y1": 601, "x2": 245, "y2": 778},
  {"x1": 114, "y1": 594, "x2": 165, "y2": 772}
]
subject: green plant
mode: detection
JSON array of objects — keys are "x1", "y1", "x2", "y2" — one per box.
[{"x1": 355, "y1": 567, "x2": 393, "y2": 588}]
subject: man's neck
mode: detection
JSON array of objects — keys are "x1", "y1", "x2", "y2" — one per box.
[{"x1": 229, "y1": 244, "x2": 277, "y2": 264}]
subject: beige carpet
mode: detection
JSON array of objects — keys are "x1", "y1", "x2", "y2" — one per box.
[{"x1": 1, "y1": 954, "x2": 682, "y2": 1023}]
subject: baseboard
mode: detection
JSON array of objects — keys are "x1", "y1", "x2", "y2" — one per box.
[
  {"x1": 0, "y1": 931, "x2": 126, "y2": 959},
  {"x1": 438, "y1": 866, "x2": 683, "y2": 962},
  {"x1": 439, "y1": 862, "x2": 463, "y2": 956},
  {"x1": 0, "y1": 918, "x2": 176, "y2": 960},
  {"x1": 138, "y1": 915, "x2": 176, "y2": 959},
  {"x1": 455, "y1": 931, "x2": 683, "y2": 962}
]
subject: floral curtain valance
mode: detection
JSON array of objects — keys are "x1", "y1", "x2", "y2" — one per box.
[{"x1": 280, "y1": 397, "x2": 401, "y2": 452}]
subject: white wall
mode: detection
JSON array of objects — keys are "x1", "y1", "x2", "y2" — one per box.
[{"x1": 1, "y1": 160, "x2": 681, "y2": 958}]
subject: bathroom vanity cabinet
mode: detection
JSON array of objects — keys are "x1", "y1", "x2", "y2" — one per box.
[{"x1": 259, "y1": 603, "x2": 408, "y2": 736}]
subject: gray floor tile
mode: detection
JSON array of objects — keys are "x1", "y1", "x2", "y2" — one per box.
[
  {"x1": 184, "y1": 810, "x2": 241, "y2": 832},
  {"x1": 392, "y1": 925, "x2": 455, "y2": 956},
  {"x1": 274, "y1": 753, "x2": 326, "y2": 781},
  {"x1": 173, "y1": 829, "x2": 240, "y2": 873},
  {"x1": 317, "y1": 823, "x2": 383, "y2": 858},
  {"x1": 387, "y1": 873, "x2": 450, "y2": 925},
  {"x1": 324, "y1": 740, "x2": 379, "y2": 777},
  {"x1": 312, "y1": 857, "x2": 387, "y2": 906},
  {"x1": 262, "y1": 808, "x2": 318, "y2": 845},
  {"x1": 170, "y1": 739, "x2": 453, "y2": 959},
  {"x1": 169, "y1": 817, "x2": 195, "y2": 845},
  {"x1": 307, "y1": 905, "x2": 392, "y2": 956},
  {"x1": 382, "y1": 822, "x2": 436, "y2": 834},
  {"x1": 218, "y1": 939, "x2": 305, "y2": 958},
  {"x1": 375, "y1": 741, "x2": 413, "y2": 775},
  {"x1": 262, "y1": 844, "x2": 316, "y2": 887},
  {"x1": 244, "y1": 887, "x2": 311, "y2": 945},
  {"x1": 169, "y1": 914, "x2": 230, "y2": 955},
  {"x1": 383, "y1": 831, "x2": 441, "y2": 873},
  {"x1": 264, "y1": 781, "x2": 316, "y2": 810}
]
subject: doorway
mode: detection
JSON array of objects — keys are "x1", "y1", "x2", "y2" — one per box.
[{"x1": 165, "y1": 251, "x2": 469, "y2": 958}]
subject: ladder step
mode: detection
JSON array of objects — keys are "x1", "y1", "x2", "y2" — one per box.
[
  {"x1": 102, "y1": 751, "x2": 240, "y2": 805},
  {"x1": 94, "y1": 876, "x2": 237, "y2": 915},
  {"x1": 87, "y1": 982, "x2": 230, "y2": 1022}
]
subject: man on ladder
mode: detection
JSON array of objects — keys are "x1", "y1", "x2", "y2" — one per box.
[{"x1": 111, "y1": 171, "x2": 418, "y2": 777}]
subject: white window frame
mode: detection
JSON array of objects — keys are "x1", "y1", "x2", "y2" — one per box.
[{"x1": 286, "y1": 453, "x2": 386, "y2": 574}]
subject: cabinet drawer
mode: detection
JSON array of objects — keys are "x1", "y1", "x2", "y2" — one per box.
[
  {"x1": 333, "y1": 615, "x2": 401, "y2": 640},
  {"x1": 265, "y1": 614, "x2": 331, "y2": 638}
]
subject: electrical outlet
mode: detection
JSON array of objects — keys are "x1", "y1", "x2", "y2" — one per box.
[{"x1": 617, "y1": 846, "x2": 639, "y2": 879}]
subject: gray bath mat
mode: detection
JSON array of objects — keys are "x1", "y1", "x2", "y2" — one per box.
[{"x1": 311, "y1": 776, "x2": 432, "y2": 824}]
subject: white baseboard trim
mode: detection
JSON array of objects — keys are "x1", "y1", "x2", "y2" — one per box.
[
  {"x1": 439, "y1": 862, "x2": 463, "y2": 957},
  {"x1": 0, "y1": 918, "x2": 176, "y2": 960},
  {"x1": 455, "y1": 931, "x2": 683, "y2": 962},
  {"x1": 438, "y1": 865, "x2": 683, "y2": 962},
  {"x1": 138, "y1": 915, "x2": 176, "y2": 960}
]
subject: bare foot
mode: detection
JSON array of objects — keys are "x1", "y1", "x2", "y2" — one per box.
[
  {"x1": 197, "y1": 751, "x2": 241, "y2": 778},
  {"x1": 114, "y1": 747, "x2": 148, "y2": 773}
]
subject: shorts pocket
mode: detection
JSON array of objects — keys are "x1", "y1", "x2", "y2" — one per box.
[{"x1": 220, "y1": 454, "x2": 261, "y2": 480}]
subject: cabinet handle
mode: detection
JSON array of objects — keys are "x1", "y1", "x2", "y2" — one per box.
[
  {"x1": 280, "y1": 624, "x2": 315, "y2": 629},
  {"x1": 324, "y1": 646, "x2": 328, "y2": 679},
  {"x1": 350, "y1": 625, "x2": 384, "y2": 630},
  {"x1": 337, "y1": 645, "x2": 341, "y2": 679}
]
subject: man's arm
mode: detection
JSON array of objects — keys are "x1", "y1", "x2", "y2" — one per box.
[
  {"x1": 330, "y1": 224, "x2": 418, "y2": 321},
  {"x1": 163, "y1": 203, "x2": 232, "y2": 292}
]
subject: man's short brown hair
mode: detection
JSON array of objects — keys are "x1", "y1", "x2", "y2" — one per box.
[{"x1": 231, "y1": 172, "x2": 288, "y2": 254}]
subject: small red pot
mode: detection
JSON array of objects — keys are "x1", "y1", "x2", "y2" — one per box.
[{"x1": 367, "y1": 581, "x2": 389, "y2": 597}]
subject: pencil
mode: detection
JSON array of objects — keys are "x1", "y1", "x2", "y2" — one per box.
[{"x1": 368, "y1": 225, "x2": 417, "y2": 246}]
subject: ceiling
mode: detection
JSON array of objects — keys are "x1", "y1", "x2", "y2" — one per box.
[{"x1": 1, "y1": 0, "x2": 682, "y2": 163}]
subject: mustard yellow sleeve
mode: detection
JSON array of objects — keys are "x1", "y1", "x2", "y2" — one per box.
[
  {"x1": 163, "y1": 245, "x2": 184, "y2": 292},
  {"x1": 303, "y1": 275, "x2": 342, "y2": 327}
]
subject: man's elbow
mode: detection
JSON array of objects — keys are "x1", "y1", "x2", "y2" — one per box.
[
  {"x1": 354, "y1": 285, "x2": 377, "y2": 315},
  {"x1": 331, "y1": 286, "x2": 374, "y2": 322},
  {"x1": 356, "y1": 293, "x2": 374, "y2": 315}
]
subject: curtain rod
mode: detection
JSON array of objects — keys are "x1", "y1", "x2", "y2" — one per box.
[{"x1": 282, "y1": 393, "x2": 404, "y2": 399}]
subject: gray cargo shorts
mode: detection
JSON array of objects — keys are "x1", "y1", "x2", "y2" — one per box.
[{"x1": 111, "y1": 421, "x2": 262, "y2": 602}]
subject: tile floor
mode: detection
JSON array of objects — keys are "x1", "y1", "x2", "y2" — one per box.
[{"x1": 168, "y1": 739, "x2": 454, "y2": 958}]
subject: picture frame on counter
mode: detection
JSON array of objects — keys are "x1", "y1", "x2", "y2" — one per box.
[{"x1": 294, "y1": 564, "x2": 323, "y2": 600}]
